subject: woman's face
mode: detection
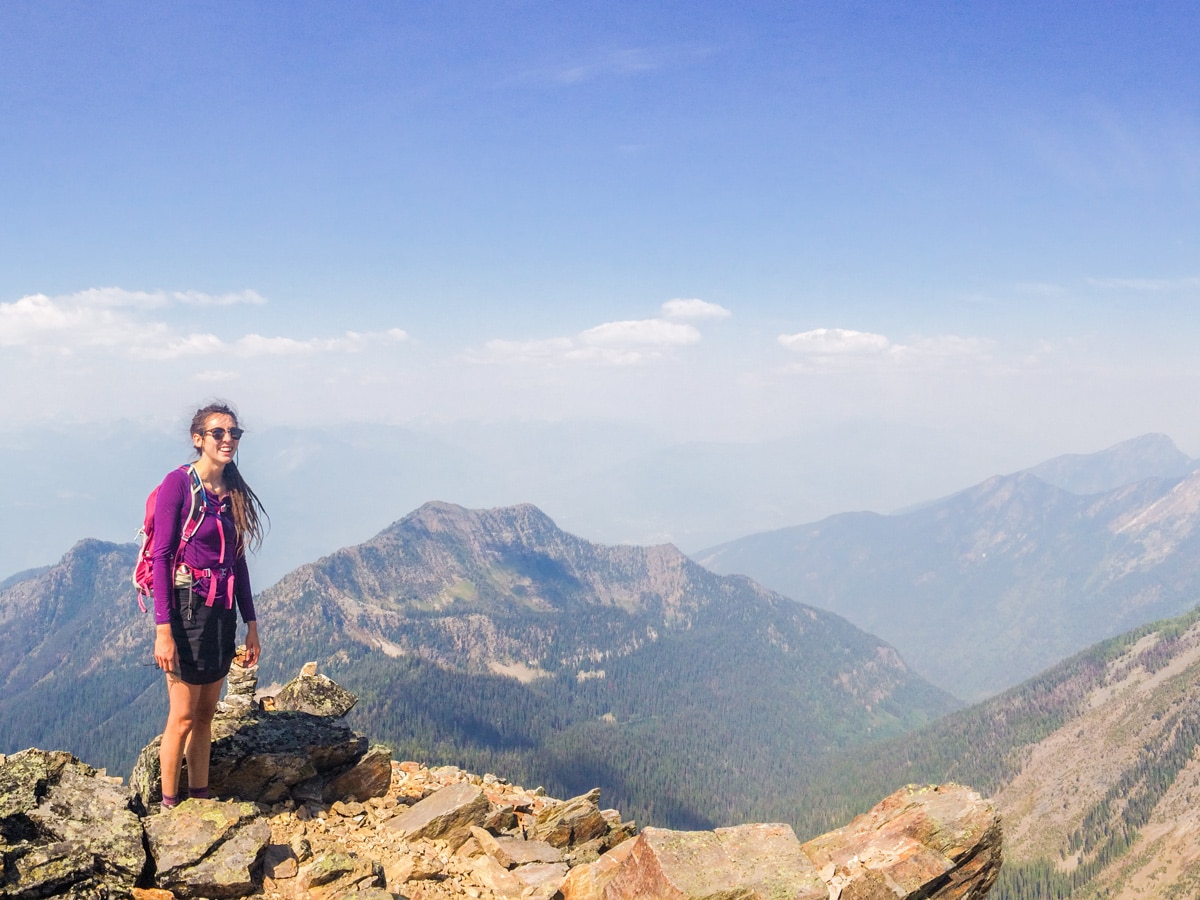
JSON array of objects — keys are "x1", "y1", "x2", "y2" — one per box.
[{"x1": 193, "y1": 413, "x2": 239, "y2": 469}]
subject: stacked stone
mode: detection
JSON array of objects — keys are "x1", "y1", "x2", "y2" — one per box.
[{"x1": 216, "y1": 646, "x2": 259, "y2": 717}]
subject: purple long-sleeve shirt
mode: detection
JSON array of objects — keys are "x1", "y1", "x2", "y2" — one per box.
[{"x1": 150, "y1": 466, "x2": 256, "y2": 626}]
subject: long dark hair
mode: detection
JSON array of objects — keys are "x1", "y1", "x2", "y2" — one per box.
[{"x1": 189, "y1": 402, "x2": 269, "y2": 554}]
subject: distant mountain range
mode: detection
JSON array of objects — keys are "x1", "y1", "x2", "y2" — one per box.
[
  {"x1": 0, "y1": 540, "x2": 165, "y2": 771},
  {"x1": 0, "y1": 505, "x2": 956, "y2": 830},
  {"x1": 697, "y1": 434, "x2": 1200, "y2": 701}
]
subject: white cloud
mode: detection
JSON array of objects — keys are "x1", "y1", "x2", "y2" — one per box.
[
  {"x1": 0, "y1": 289, "x2": 406, "y2": 360},
  {"x1": 778, "y1": 328, "x2": 892, "y2": 355},
  {"x1": 581, "y1": 319, "x2": 700, "y2": 347},
  {"x1": 777, "y1": 327, "x2": 988, "y2": 371},
  {"x1": 472, "y1": 300, "x2": 724, "y2": 366},
  {"x1": 661, "y1": 298, "x2": 732, "y2": 321}
]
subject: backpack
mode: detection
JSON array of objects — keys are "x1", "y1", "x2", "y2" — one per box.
[{"x1": 133, "y1": 464, "x2": 206, "y2": 612}]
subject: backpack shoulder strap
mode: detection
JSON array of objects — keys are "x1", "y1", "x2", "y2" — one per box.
[{"x1": 179, "y1": 463, "x2": 207, "y2": 541}]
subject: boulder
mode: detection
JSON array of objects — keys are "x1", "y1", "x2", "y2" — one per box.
[
  {"x1": 532, "y1": 787, "x2": 610, "y2": 848},
  {"x1": 384, "y1": 781, "x2": 490, "y2": 845},
  {"x1": 801, "y1": 783, "x2": 1002, "y2": 900},
  {"x1": 273, "y1": 670, "x2": 358, "y2": 718},
  {"x1": 322, "y1": 743, "x2": 393, "y2": 803},
  {"x1": 295, "y1": 851, "x2": 385, "y2": 900},
  {"x1": 143, "y1": 798, "x2": 270, "y2": 898},
  {"x1": 28, "y1": 764, "x2": 147, "y2": 888},
  {"x1": 600, "y1": 827, "x2": 760, "y2": 899},
  {"x1": 0, "y1": 748, "x2": 146, "y2": 899},
  {"x1": 560, "y1": 838, "x2": 638, "y2": 900}
]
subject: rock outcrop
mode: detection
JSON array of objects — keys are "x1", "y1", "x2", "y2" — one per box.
[
  {"x1": 0, "y1": 749, "x2": 145, "y2": 898},
  {"x1": 0, "y1": 665, "x2": 1003, "y2": 900},
  {"x1": 129, "y1": 657, "x2": 383, "y2": 811}
]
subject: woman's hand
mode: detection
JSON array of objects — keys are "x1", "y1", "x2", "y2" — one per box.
[
  {"x1": 244, "y1": 621, "x2": 261, "y2": 667},
  {"x1": 154, "y1": 624, "x2": 177, "y2": 674}
]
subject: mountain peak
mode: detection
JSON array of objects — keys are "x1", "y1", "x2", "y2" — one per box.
[{"x1": 1022, "y1": 432, "x2": 1195, "y2": 495}]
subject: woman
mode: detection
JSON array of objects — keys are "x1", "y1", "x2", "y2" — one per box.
[{"x1": 151, "y1": 401, "x2": 267, "y2": 808}]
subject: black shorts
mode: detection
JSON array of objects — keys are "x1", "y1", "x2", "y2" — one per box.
[{"x1": 170, "y1": 588, "x2": 238, "y2": 685}]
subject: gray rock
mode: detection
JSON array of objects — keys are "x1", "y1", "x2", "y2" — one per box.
[
  {"x1": 532, "y1": 788, "x2": 609, "y2": 848},
  {"x1": 296, "y1": 852, "x2": 386, "y2": 898},
  {"x1": 28, "y1": 766, "x2": 147, "y2": 889},
  {"x1": 129, "y1": 709, "x2": 370, "y2": 809},
  {"x1": 274, "y1": 671, "x2": 358, "y2": 718},
  {"x1": 322, "y1": 743, "x2": 393, "y2": 803},
  {"x1": 144, "y1": 799, "x2": 269, "y2": 899},
  {"x1": 0, "y1": 749, "x2": 146, "y2": 899},
  {"x1": 179, "y1": 817, "x2": 271, "y2": 899},
  {"x1": 0, "y1": 749, "x2": 78, "y2": 819}
]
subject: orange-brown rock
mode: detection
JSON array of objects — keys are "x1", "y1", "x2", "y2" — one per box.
[{"x1": 802, "y1": 783, "x2": 1002, "y2": 900}]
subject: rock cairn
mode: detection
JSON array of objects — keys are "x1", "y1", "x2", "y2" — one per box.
[{"x1": 0, "y1": 662, "x2": 1003, "y2": 900}]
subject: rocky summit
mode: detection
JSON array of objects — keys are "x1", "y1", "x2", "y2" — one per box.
[{"x1": 0, "y1": 661, "x2": 1002, "y2": 900}]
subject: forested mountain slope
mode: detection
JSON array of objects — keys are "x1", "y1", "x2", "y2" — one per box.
[
  {"x1": 0, "y1": 504, "x2": 957, "y2": 831},
  {"x1": 782, "y1": 605, "x2": 1200, "y2": 899},
  {"x1": 0, "y1": 540, "x2": 164, "y2": 772},
  {"x1": 253, "y1": 501, "x2": 958, "y2": 828}
]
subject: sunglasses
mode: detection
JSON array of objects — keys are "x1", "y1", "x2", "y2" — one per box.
[{"x1": 204, "y1": 427, "x2": 245, "y2": 441}]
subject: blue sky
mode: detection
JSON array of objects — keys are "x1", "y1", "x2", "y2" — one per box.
[{"x1": 2, "y1": 2, "x2": 1199, "y2": 562}]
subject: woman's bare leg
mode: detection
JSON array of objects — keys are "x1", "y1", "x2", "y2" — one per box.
[
  {"x1": 184, "y1": 679, "x2": 225, "y2": 792},
  {"x1": 160, "y1": 673, "x2": 198, "y2": 801}
]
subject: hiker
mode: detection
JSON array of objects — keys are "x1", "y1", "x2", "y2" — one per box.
[{"x1": 151, "y1": 401, "x2": 267, "y2": 808}]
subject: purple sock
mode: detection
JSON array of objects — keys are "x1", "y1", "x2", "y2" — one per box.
[
  {"x1": 189, "y1": 786, "x2": 209, "y2": 799},
  {"x1": 161, "y1": 793, "x2": 180, "y2": 809}
]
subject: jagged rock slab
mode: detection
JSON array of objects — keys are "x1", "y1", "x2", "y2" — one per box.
[
  {"x1": 384, "y1": 781, "x2": 489, "y2": 844},
  {"x1": 296, "y1": 851, "x2": 385, "y2": 899},
  {"x1": 143, "y1": 798, "x2": 270, "y2": 898},
  {"x1": 600, "y1": 827, "x2": 770, "y2": 899},
  {"x1": 322, "y1": 743, "x2": 393, "y2": 803},
  {"x1": 802, "y1": 783, "x2": 1002, "y2": 900},
  {"x1": 532, "y1": 787, "x2": 610, "y2": 848},
  {"x1": 470, "y1": 825, "x2": 563, "y2": 867}
]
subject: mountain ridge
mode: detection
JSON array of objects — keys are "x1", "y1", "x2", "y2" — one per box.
[
  {"x1": 697, "y1": 439, "x2": 1200, "y2": 701},
  {"x1": 0, "y1": 504, "x2": 957, "y2": 831}
]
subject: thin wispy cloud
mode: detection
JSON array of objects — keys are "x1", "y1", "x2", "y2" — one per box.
[
  {"x1": 1086, "y1": 276, "x2": 1200, "y2": 292},
  {"x1": 473, "y1": 299, "x2": 730, "y2": 366},
  {"x1": 518, "y1": 44, "x2": 711, "y2": 88}
]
